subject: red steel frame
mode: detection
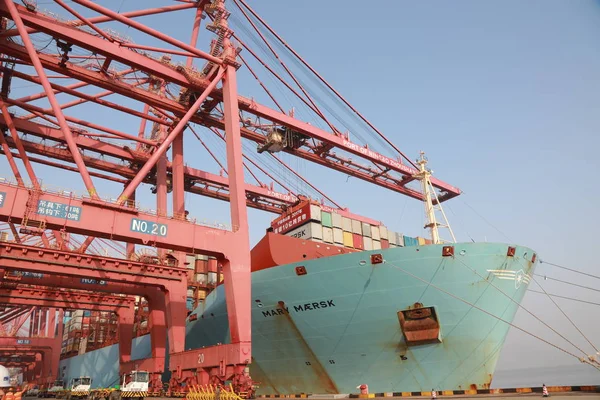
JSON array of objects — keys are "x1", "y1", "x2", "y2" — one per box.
[
  {"x1": 0, "y1": 310, "x2": 64, "y2": 385},
  {"x1": 0, "y1": 0, "x2": 462, "y2": 395},
  {"x1": 0, "y1": 288, "x2": 135, "y2": 385}
]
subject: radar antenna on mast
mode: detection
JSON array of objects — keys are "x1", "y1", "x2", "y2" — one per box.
[{"x1": 415, "y1": 152, "x2": 456, "y2": 244}]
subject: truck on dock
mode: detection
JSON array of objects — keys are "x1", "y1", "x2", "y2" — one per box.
[
  {"x1": 89, "y1": 371, "x2": 149, "y2": 400},
  {"x1": 38, "y1": 380, "x2": 66, "y2": 398},
  {"x1": 65, "y1": 377, "x2": 92, "y2": 400}
]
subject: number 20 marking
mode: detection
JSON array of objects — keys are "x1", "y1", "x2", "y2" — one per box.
[{"x1": 197, "y1": 353, "x2": 204, "y2": 364}]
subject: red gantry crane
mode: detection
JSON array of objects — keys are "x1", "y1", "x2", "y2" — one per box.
[{"x1": 0, "y1": 0, "x2": 460, "y2": 395}]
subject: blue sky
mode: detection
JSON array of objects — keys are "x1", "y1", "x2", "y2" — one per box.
[{"x1": 2, "y1": 0, "x2": 600, "y2": 381}]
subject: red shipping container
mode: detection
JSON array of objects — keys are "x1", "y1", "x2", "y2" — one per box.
[
  {"x1": 352, "y1": 233, "x2": 364, "y2": 250},
  {"x1": 381, "y1": 239, "x2": 389, "y2": 249},
  {"x1": 207, "y1": 258, "x2": 218, "y2": 273},
  {"x1": 186, "y1": 270, "x2": 195, "y2": 282},
  {"x1": 195, "y1": 259, "x2": 208, "y2": 273}
]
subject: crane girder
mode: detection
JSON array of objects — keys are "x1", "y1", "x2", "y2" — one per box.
[{"x1": 0, "y1": 1, "x2": 461, "y2": 202}]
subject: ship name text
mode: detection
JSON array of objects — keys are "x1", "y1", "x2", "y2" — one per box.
[{"x1": 261, "y1": 300, "x2": 335, "y2": 317}]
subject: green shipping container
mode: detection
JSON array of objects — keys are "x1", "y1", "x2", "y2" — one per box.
[{"x1": 321, "y1": 211, "x2": 332, "y2": 227}]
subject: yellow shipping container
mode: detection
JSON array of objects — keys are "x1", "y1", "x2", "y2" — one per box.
[
  {"x1": 343, "y1": 231, "x2": 354, "y2": 248},
  {"x1": 417, "y1": 237, "x2": 426, "y2": 245}
]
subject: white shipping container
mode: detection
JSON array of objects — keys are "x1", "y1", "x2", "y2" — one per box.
[
  {"x1": 285, "y1": 222, "x2": 324, "y2": 240},
  {"x1": 195, "y1": 273, "x2": 207, "y2": 284},
  {"x1": 388, "y1": 231, "x2": 397, "y2": 245},
  {"x1": 333, "y1": 228, "x2": 344, "y2": 244},
  {"x1": 389, "y1": 243, "x2": 397, "y2": 248},
  {"x1": 379, "y1": 225, "x2": 388, "y2": 240},
  {"x1": 309, "y1": 204, "x2": 322, "y2": 222},
  {"x1": 187, "y1": 289, "x2": 194, "y2": 297},
  {"x1": 196, "y1": 254, "x2": 208, "y2": 261},
  {"x1": 208, "y1": 272, "x2": 218, "y2": 285},
  {"x1": 361, "y1": 223, "x2": 372, "y2": 237},
  {"x1": 351, "y1": 220, "x2": 362, "y2": 234},
  {"x1": 371, "y1": 226, "x2": 380, "y2": 241},
  {"x1": 363, "y1": 237, "x2": 373, "y2": 250},
  {"x1": 331, "y1": 212, "x2": 343, "y2": 228},
  {"x1": 186, "y1": 255, "x2": 195, "y2": 268},
  {"x1": 342, "y1": 217, "x2": 352, "y2": 232},
  {"x1": 373, "y1": 240, "x2": 381, "y2": 250},
  {"x1": 396, "y1": 233, "x2": 405, "y2": 247},
  {"x1": 322, "y1": 227, "x2": 334, "y2": 243}
]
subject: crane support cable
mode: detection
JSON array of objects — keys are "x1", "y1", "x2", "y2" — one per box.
[
  {"x1": 527, "y1": 290, "x2": 600, "y2": 307},
  {"x1": 533, "y1": 273, "x2": 600, "y2": 294},
  {"x1": 208, "y1": 127, "x2": 298, "y2": 197},
  {"x1": 540, "y1": 260, "x2": 600, "y2": 281},
  {"x1": 189, "y1": 125, "x2": 228, "y2": 173},
  {"x1": 235, "y1": 0, "x2": 418, "y2": 169},
  {"x1": 229, "y1": 25, "x2": 332, "y2": 134},
  {"x1": 231, "y1": 0, "x2": 340, "y2": 135},
  {"x1": 456, "y1": 259, "x2": 589, "y2": 357},
  {"x1": 385, "y1": 260, "x2": 599, "y2": 369},
  {"x1": 269, "y1": 152, "x2": 342, "y2": 209},
  {"x1": 530, "y1": 274, "x2": 599, "y2": 353},
  {"x1": 238, "y1": 52, "x2": 285, "y2": 113}
]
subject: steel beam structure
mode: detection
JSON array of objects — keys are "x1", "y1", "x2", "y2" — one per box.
[
  {"x1": 0, "y1": 242, "x2": 187, "y2": 372},
  {"x1": 0, "y1": 1, "x2": 460, "y2": 201},
  {"x1": 0, "y1": 182, "x2": 234, "y2": 255},
  {"x1": 0, "y1": 115, "x2": 383, "y2": 223},
  {"x1": 0, "y1": 0, "x2": 463, "y2": 395},
  {"x1": 0, "y1": 351, "x2": 42, "y2": 382},
  {"x1": 0, "y1": 286, "x2": 134, "y2": 312},
  {"x1": 0, "y1": 308, "x2": 64, "y2": 384},
  {"x1": 0, "y1": 272, "x2": 172, "y2": 383},
  {"x1": 0, "y1": 287, "x2": 136, "y2": 379}
]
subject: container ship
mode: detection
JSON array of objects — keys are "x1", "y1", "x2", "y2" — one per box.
[{"x1": 58, "y1": 190, "x2": 538, "y2": 394}]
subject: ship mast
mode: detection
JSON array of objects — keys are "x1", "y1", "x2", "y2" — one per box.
[{"x1": 415, "y1": 152, "x2": 456, "y2": 244}]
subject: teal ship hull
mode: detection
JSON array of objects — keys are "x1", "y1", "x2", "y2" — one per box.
[{"x1": 59, "y1": 242, "x2": 537, "y2": 394}]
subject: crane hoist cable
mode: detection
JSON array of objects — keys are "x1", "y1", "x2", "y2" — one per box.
[{"x1": 235, "y1": 0, "x2": 418, "y2": 169}]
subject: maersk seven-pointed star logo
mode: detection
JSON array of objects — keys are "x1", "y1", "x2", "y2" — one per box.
[
  {"x1": 487, "y1": 268, "x2": 531, "y2": 289},
  {"x1": 514, "y1": 269, "x2": 525, "y2": 289}
]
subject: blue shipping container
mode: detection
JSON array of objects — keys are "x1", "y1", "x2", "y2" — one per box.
[{"x1": 403, "y1": 236, "x2": 419, "y2": 247}]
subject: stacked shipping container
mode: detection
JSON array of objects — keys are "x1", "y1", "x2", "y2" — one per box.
[
  {"x1": 60, "y1": 203, "x2": 433, "y2": 359},
  {"x1": 270, "y1": 200, "x2": 431, "y2": 251},
  {"x1": 60, "y1": 310, "x2": 118, "y2": 359}
]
